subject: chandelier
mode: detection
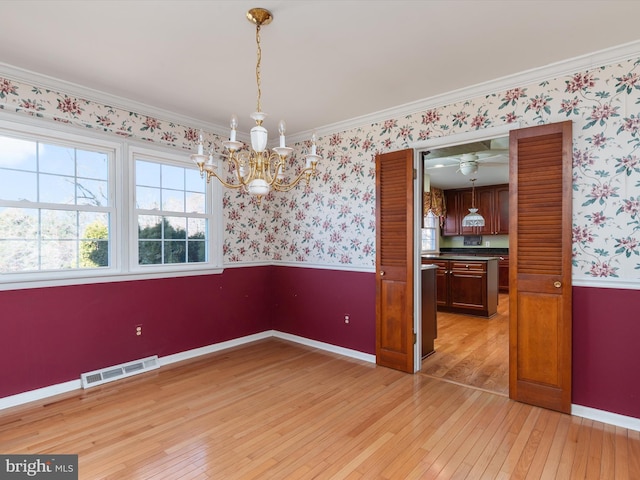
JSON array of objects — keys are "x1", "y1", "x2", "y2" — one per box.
[
  {"x1": 191, "y1": 7, "x2": 320, "y2": 201},
  {"x1": 461, "y1": 178, "x2": 485, "y2": 227}
]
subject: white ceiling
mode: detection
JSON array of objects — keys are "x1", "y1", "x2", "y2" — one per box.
[
  {"x1": 7, "y1": 0, "x2": 639, "y2": 191},
  {"x1": 2, "y1": 0, "x2": 640, "y2": 143}
]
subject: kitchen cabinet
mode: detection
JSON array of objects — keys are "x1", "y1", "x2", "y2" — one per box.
[
  {"x1": 421, "y1": 265, "x2": 438, "y2": 358},
  {"x1": 443, "y1": 189, "x2": 477, "y2": 236},
  {"x1": 494, "y1": 184, "x2": 510, "y2": 234},
  {"x1": 442, "y1": 190, "x2": 461, "y2": 236},
  {"x1": 431, "y1": 260, "x2": 450, "y2": 307},
  {"x1": 424, "y1": 256, "x2": 498, "y2": 317},
  {"x1": 474, "y1": 187, "x2": 495, "y2": 236},
  {"x1": 498, "y1": 255, "x2": 509, "y2": 293},
  {"x1": 442, "y1": 184, "x2": 509, "y2": 236}
]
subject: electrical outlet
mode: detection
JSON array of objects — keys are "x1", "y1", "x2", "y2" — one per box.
[
  {"x1": 344, "y1": 315, "x2": 350, "y2": 324},
  {"x1": 136, "y1": 325, "x2": 142, "y2": 336},
  {"x1": 485, "y1": 241, "x2": 490, "y2": 247}
]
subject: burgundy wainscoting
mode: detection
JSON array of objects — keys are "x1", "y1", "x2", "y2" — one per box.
[
  {"x1": 0, "y1": 266, "x2": 272, "y2": 398},
  {"x1": 573, "y1": 286, "x2": 640, "y2": 419},
  {"x1": 270, "y1": 266, "x2": 376, "y2": 355}
]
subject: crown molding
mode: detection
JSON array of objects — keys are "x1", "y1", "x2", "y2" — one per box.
[
  {"x1": 0, "y1": 61, "x2": 230, "y2": 138},
  {"x1": 3, "y1": 40, "x2": 640, "y2": 146},
  {"x1": 289, "y1": 39, "x2": 640, "y2": 143}
]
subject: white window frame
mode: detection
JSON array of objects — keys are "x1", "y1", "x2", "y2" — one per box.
[
  {"x1": 128, "y1": 146, "x2": 223, "y2": 275},
  {"x1": 421, "y1": 210, "x2": 440, "y2": 255},
  {"x1": 0, "y1": 119, "x2": 121, "y2": 285},
  {"x1": 0, "y1": 117, "x2": 223, "y2": 291}
]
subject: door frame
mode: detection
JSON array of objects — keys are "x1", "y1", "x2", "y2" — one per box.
[{"x1": 410, "y1": 123, "x2": 519, "y2": 373}]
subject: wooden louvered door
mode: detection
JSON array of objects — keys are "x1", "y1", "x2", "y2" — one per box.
[
  {"x1": 509, "y1": 121, "x2": 573, "y2": 413},
  {"x1": 375, "y1": 148, "x2": 414, "y2": 373}
]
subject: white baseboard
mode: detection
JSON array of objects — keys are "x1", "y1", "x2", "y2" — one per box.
[
  {"x1": 0, "y1": 379, "x2": 81, "y2": 411},
  {"x1": 0, "y1": 331, "x2": 373, "y2": 412},
  {"x1": 159, "y1": 331, "x2": 274, "y2": 367},
  {"x1": 273, "y1": 331, "x2": 376, "y2": 364},
  {"x1": 3, "y1": 336, "x2": 637, "y2": 433},
  {"x1": 572, "y1": 404, "x2": 640, "y2": 432}
]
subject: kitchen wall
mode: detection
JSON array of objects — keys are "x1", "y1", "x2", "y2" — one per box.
[
  {"x1": 2, "y1": 46, "x2": 640, "y2": 420},
  {"x1": 440, "y1": 235, "x2": 510, "y2": 250}
]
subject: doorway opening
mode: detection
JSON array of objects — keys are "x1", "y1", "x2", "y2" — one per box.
[
  {"x1": 420, "y1": 294, "x2": 510, "y2": 395},
  {"x1": 418, "y1": 135, "x2": 509, "y2": 396}
]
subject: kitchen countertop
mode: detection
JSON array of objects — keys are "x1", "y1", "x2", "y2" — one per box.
[
  {"x1": 422, "y1": 254, "x2": 500, "y2": 261},
  {"x1": 421, "y1": 264, "x2": 439, "y2": 270},
  {"x1": 439, "y1": 248, "x2": 508, "y2": 255}
]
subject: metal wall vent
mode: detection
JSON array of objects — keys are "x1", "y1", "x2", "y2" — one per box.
[{"x1": 80, "y1": 355, "x2": 159, "y2": 389}]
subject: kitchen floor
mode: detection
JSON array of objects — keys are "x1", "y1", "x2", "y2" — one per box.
[{"x1": 420, "y1": 293, "x2": 509, "y2": 396}]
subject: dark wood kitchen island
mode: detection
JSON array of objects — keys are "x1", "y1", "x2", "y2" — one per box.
[{"x1": 422, "y1": 255, "x2": 499, "y2": 317}]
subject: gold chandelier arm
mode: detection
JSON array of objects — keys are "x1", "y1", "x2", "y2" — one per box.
[
  {"x1": 205, "y1": 152, "x2": 253, "y2": 189},
  {"x1": 262, "y1": 152, "x2": 284, "y2": 186},
  {"x1": 272, "y1": 166, "x2": 316, "y2": 192},
  {"x1": 205, "y1": 169, "x2": 244, "y2": 190},
  {"x1": 230, "y1": 151, "x2": 253, "y2": 187}
]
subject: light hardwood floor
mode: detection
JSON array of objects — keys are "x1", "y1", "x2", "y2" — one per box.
[
  {"x1": 1, "y1": 338, "x2": 638, "y2": 479},
  {"x1": 421, "y1": 294, "x2": 510, "y2": 395}
]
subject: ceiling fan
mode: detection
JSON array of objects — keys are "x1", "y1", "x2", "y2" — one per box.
[
  {"x1": 423, "y1": 140, "x2": 509, "y2": 176},
  {"x1": 449, "y1": 151, "x2": 508, "y2": 175}
]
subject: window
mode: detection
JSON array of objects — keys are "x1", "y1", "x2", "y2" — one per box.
[
  {"x1": 0, "y1": 132, "x2": 114, "y2": 274},
  {"x1": 132, "y1": 150, "x2": 211, "y2": 268},
  {"x1": 0, "y1": 121, "x2": 222, "y2": 289},
  {"x1": 421, "y1": 210, "x2": 439, "y2": 254}
]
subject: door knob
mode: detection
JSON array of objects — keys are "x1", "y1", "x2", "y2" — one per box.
[
  {"x1": 554, "y1": 281, "x2": 561, "y2": 288},
  {"x1": 380, "y1": 271, "x2": 385, "y2": 276}
]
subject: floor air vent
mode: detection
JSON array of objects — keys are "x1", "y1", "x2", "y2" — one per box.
[{"x1": 81, "y1": 355, "x2": 159, "y2": 389}]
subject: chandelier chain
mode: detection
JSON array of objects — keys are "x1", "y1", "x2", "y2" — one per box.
[
  {"x1": 255, "y1": 24, "x2": 262, "y2": 113},
  {"x1": 470, "y1": 178, "x2": 477, "y2": 208}
]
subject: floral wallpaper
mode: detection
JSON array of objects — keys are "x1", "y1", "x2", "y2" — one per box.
[
  {"x1": 2, "y1": 53, "x2": 640, "y2": 282},
  {"x1": 0, "y1": 77, "x2": 210, "y2": 149}
]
